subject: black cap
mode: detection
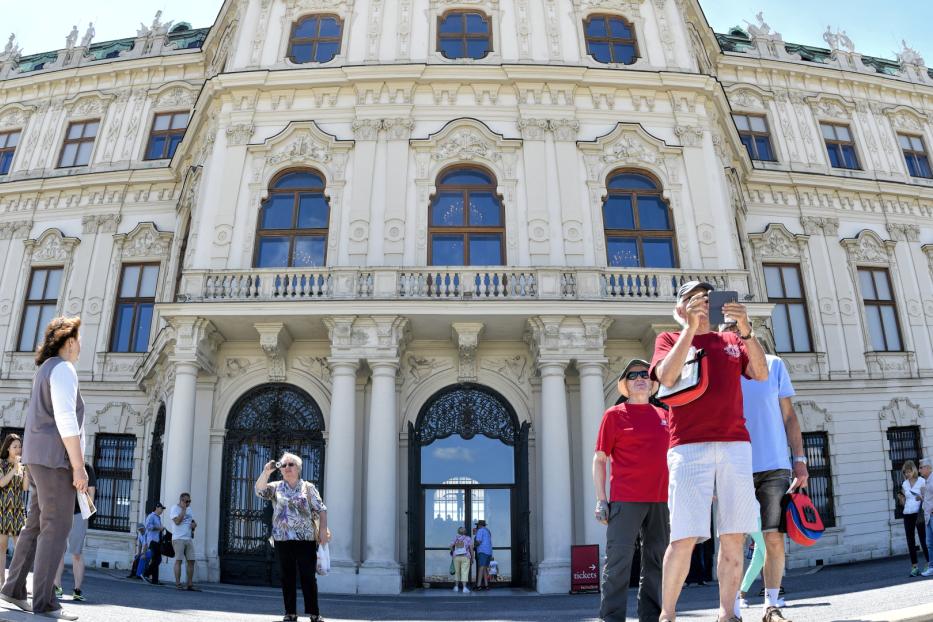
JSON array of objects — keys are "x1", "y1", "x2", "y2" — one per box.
[
  {"x1": 154, "y1": 502, "x2": 166, "y2": 510},
  {"x1": 476, "y1": 519, "x2": 487, "y2": 526},
  {"x1": 677, "y1": 280, "x2": 714, "y2": 300}
]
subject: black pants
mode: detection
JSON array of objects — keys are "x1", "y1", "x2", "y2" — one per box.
[
  {"x1": 275, "y1": 540, "x2": 319, "y2": 616},
  {"x1": 904, "y1": 512, "x2": 929, "y2": 565},
  {"x1": 599, "y1": 502, "x2": 669, "y2": 622},
  {"x1": 145, "y1": 541, "x2": 162, "y2": 583}
]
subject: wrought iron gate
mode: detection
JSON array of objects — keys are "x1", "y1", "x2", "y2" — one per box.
[
  {"x1": 220, "y1": 384, "x2": 325, "y2": 585},
  {"x1": 145, "y1": 404, "x2": 165, "y2": 515}
]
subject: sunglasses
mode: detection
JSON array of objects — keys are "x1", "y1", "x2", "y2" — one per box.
[
  {"x1": 624, "y1": 370, "x2": 650, "y2": 380},
  {"x1": 279, "y1": 462, "x2": 298, "y2": 469}
]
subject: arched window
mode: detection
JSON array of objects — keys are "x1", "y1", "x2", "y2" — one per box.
[
  {"x1": 603, "y1": 170, "x2": 677, "y2": 268},
  {"x1": 429, "y1": 166, "x2": 505, "y2": 266},
  {"x1": 437, "y1": 11, "x2": 492, "y2": 59},
  {"x1": 288, "y1": 14, "x2": 342, "y2": 63},
  {"x1": 254, "y1": 169, "x2": 330, "y2": 268},
  {"x1": 584, "y1": 14, "x2": 638, "y2": 64}
]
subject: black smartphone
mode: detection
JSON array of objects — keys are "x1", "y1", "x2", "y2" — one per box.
[{"x1": 708, "y1": 290, "x2": 738, "y2": 326}]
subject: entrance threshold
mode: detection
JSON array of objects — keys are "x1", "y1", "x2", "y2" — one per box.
[{"x1": 405, "y1": 587, "x2": 538, "y2": 597}]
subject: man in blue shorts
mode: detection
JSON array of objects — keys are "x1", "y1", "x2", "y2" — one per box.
[{"x1": 474, "y1": 520, "x2": 493, "y2": 590}]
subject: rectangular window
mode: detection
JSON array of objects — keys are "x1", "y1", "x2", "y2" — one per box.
[
  {"x1": 820, "y1": 123, "x2": 860, "y2": 170},
  {"x1": 144, "y1": 111, "x2": 189, "y2": 160},
  {"x1": 898, "y1": 133, "x2": 933, "y2": 178},
  {"x1": 110, "y1": 264, "x2": 160, "y2": 353},
  {"x1": 0, "y1": 130, "x2": 21, "y2": 175},
  {"x1": 886, "y1": 426, "x2": 922, "y2": 519},
  {"x1": 763, "y1": 264, "x2": 812, "y2": 352},
  {"x1": 733, "y1": 114, "x2": 776, "y2": 161},
  {"x1": 90, "y1": 434, "x2": 137, "y2": 532},
  {"x1": 57, "y1": 120, "x2": 99, "y2": 168},
  {"x1": 18, "y1": 267, "x2": 63, "y2": 352},
  {"x1": 802, "y1": 432, "x2": 836, "y2": 528},
  {"x1": 857, "y1": 267, "x2": 902, "y2": 352}
]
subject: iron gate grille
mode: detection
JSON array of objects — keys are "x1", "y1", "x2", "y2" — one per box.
[
  {"x1": 802, "y1": 432, "x2": 836, "y2": 528},
  {"x1": 886, "y1": 426, "x2": 922, "y2": 519},
  {"x1": 91, "y1": 434, "x2": 137, "y2": 532},
  {"x1": 220, "y1": 384, "x2": 325, "y2": 585}
]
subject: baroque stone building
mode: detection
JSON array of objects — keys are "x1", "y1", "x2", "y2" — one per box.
[{"x1": 0, "y1": 0, "x2": 931, "y2": 594}]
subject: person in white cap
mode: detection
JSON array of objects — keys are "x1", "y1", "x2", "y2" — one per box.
[
  {"x1": 650, "y1": 281, "x2": 768, "y2": 622},
  {"x1": 919, "y1": 459, "x2": 933, "y2": 576}
]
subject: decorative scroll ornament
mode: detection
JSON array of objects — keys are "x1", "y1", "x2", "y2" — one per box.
[{"x1": 416, "y1": 386, "x2": 517, "y2": 445}]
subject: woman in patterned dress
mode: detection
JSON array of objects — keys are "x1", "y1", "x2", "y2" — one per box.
[
  {"x1": 255, "y1": 452, "x2": 330, "y2": 622},
  {"x1": 0, "y1": 433, "x2": 29, "y2": 585}
]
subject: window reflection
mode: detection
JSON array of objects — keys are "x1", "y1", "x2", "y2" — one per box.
[{"x1": 421, "y1": 434, "x2": 515, "y2": 485}]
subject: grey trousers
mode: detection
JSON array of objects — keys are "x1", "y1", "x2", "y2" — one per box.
[
  {"x1": 1, "y1": 464, "x2": 74, "y2": 613},
  {"x1": 599, "y1": 501, "x2": 670, "y2": 622}
]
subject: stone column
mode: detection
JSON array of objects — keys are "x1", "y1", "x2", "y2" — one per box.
[
  {"x1": 359, "y1": 360, "x2": 401, "y2": 594},
  {"x1": 321, "y1": 359, "x2": 360, "y2": 593},
  {"x1": 536, "y1": 360, "x2": 572, "y2": 593},
  {"x1": 163, "y1": 360, "x2": 199, "y2": 500},
  {"x1": 577, "y1": 361, "x2": 607, "y2": 548}
]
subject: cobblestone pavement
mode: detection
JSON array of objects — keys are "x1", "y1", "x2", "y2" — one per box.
[{"x1": 0, "y1": 555, "x2": 930, "y2": 621}]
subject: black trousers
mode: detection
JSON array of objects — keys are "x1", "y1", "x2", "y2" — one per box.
[
  {"x1": 145, "y1": 541, "x2": 162, "y2": 582},
  {"x1": 904, "y1": 512, "x2": 929, "y2": 565},
  {"x1": 275, "y1": 540, "x2": 319, "y2": 616},
  {"x1": 599, "y1": 501, "x2": 669, "y2": 622}
]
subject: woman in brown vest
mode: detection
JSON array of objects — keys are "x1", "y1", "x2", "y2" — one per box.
[{"x1": 0, "y1": 316, "x2": 88, "y2": 621}]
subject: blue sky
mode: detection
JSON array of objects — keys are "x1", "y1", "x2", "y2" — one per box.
[{"x1": 2, "y1": 1, "x2": 927, "y2": 64}]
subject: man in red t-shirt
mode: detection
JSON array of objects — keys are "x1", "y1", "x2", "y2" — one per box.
[
  {"x1": 650, "y1": 281, "x2": 768, "y2": 622},
  {"x1": 593, "y1": 359, "x2": 670, "y2": 622}
]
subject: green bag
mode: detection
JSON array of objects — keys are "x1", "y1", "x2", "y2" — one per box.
[{"x1": 449, "y1": 558, "x2": 456, "y2": 575}]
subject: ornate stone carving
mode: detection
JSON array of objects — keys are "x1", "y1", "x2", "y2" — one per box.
[
  {"x1": 0, "y1": 220, "x2": 32, "y2": 240},
  {"x1": 525, "y1": 316, "x2": 612, "y2": 363},
  {"x1": 879, "y1": 397, "x2": 923, "y2": 424},
  {"x1": 840, "y1": 230, "x2": 896, "y2": 263},
  {"x1": 794, "y1": 400, "x2": 832, "y2": 431},
  {"x1": 806, "y1": 94, "x2": 853, "y2": 120},
  {"x1": 151, "y1": 83, "x2": 197, "y2": 108},
  {"x1": 293, "y1": 356, "x2": 332, "y2": 383},
  {"x1": 481, "y1": 355, "x2": 528, "y2": 385},
  {"x1": 800, "y1": 216, "x2": 839, "y2": 236},
  {"x1": 114, "y1": 222, "x2": 172, "y2": 259},
  {"x1": 225, "y1": 123, "x2": 254, "y2": 146},
  {"x1": 674, "y1": 125, "x2": 704, "y2": 147},
  {"x1": 82, "y1": 214, "x2": 122, "y2": 234},
  {"x1": 518, "y1": 118, "x2": 549, "y2": 141},
  {"x1": 171, "y1": 317, "x2": 223, "y2": 374},
  {"x1": 406, "y1": 354, "x2": 446, "y2": 383},
  {"x1": 452, "y1": 323, "x2": 484, "y2": 382},
  {"x1": 886, "y1": 223, "x2": 920, "y2": 242},
  {"x1": 384, "y1": 117, "x2": 414, "y2": 141},
  {"x1": 579, "y1": 123, "x2": 681, "y2": 186},
  {"x1": 324, "y1": 315, "x2": 409, "y2": 361},
  {"x1": 255, "y1": 322, "x2": 293, "y2": 382},
  {"x1": 253, "y1": 121, "x2": 352, "y2": 185},
  {"x1": 0, "y1": 103, "x2": 34, "y2": 129},
  {"x1": 352, "y1": 118, "x2": 382, "y2": 140},
  {"x1": 26, "y1": 229, "x2": 80, "y2": 264},
  {"x1": 730, "y1": 89, "x2": 765, "y2": 109},
  {"x1": 748, "y1": 223, "x2": 808, "y2": 258},
  {"x1": 0, "y1": 398, "x2": 29, "y2": 426},
  {"x1": 413, "y1": 386, "x2": 517, "y2": 445}
]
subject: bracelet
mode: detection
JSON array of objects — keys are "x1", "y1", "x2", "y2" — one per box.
[
  {"x1": 739, "y1": 329, "x2": 755, "y2": 340},
  {"x1": 793, "y1": 456, "x2": 808, "y2": 464}
]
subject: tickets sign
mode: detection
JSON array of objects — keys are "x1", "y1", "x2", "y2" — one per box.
[{"x1": 570, "y1": 544, "x2": 600, "y2": 594}]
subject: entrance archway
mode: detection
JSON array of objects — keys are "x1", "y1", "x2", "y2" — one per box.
[
  {"x1": 145, "y1": 403, "x2": 165, "y2": 515},
  {"x1": 406, "y1": 384, "x2": 530, "y2": 589},
  {"x1": 220, "y1": 383, "x2": 325, "y2": 585}
]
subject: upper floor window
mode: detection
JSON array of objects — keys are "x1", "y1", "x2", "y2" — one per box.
[
  {"x1": 820, "y1": 123, "x2": 860, "y2": 170},
  {"x1": 437, "y1": 11, "x2": 491, "y2": 60},
  {"x1": 733, "y1": 114, "x2": 775, "y2": 161},
  {"x1": 0, "y1": 130, "x2": 20, "y2": 175},
  {"x1": 145, "y1": 112, "x2": 189, "y2": 160},
  {"x1": 254, "y1": 170, "x2": 330, "y2": 268},
  {"x1": 111, "y1": 264, "x2": 159, "y2": 353},
  {"x1": 763, "y1": 264, "x2": 812, "y2": 352},
  {"x1": 602, "y1": 171, "x2": 677, "y2": 268},
  {"x1": 898, "y1": 133, "x2": 932, "y2": 178},
  {"x1": 857, "y1": 267, "x2": 902, "y2": 352},
  {"x1": 429, "y1": 167, "x2": 504, "y2": 266},
  {"x1": 58, "y1": 120, "x2": 98, "y2": 168},
  {"x1": 18, "y1": 267, "x2": 62, "y2": 352},
  {"x1": 289, "y1": 14, "x2": 342, "y2": 63},
  {"x1": 583, "y1": 14, "x2": 638, "y2": 64}
]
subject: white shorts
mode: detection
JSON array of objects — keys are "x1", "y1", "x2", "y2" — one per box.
[{"x1": 667, "y1": 441, "x2": 759, "y2": 543}]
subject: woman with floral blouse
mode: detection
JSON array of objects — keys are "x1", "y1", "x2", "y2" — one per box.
[
  {"x1": 0, "y1": 434, "x2": 29, "y2": 586},
  {"x1": 255, "y1": 452, "x2": 330, "y2": 622}
]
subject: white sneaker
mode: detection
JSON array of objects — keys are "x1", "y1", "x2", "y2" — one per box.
[
  {"x1": 452, "y1": 585, "x2": 459, "y2": 592},
  {"x1": 922, "y1": 567, "x2": 933, "y2": 577},
  {"x1": 462, "y1": 586, "x2": 471, "y2": 593},
  {"x1": 775, "y1": 597, "x2": 786, "y2": 607}
]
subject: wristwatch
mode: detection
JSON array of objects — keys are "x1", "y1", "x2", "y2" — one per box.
[
  {"x1": 739, "y1": 329, "x2": 755, "y2": 340},
  {"x1": 793, "y1": 456, "x2": 808, "y2": 464}
]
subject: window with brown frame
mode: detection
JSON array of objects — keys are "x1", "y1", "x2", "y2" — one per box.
[
  {"x1": 820, "y1": 122, "x2": 860, "y2": 170},
  {"x1": 763, "y1": 263, "x2": 812, "y2": 352},
  {"x1": 18, "y1": 267, "x2": 63, "y2": 352},
  {"x1": 602, "y1": 170, "x2": 677, "y2": 268},
  {"x1": 429, "y1": 166, "x2": 505, "y2": 266},
  {"x1": 857, "y1": 267, "x2": 902, "y2": 352},
  {"x1": 583, "y1": 14, "x2": 638, "y2": 64},
  {"x1": 288, "y1": 14, "x2": 342, "y2": 63},
  {"x1": 437, "y1": 10, "x2": 492, "y2": 60},
  {"x1": 110, "y1": 263, "x2": 160, "y2": 353},
  {"x1": 58, "y1": 119, "x2": 99, "y2": 168},
  {"x1": 898, "y1": 133, "x2": 932, "y2": 178},
  {"x1": 733, "y1": 113, "x2": 776, "y2": 161},
  {"x1": 253, "y1": 169, "x2": 330, "y2": 268},
  {"x1": 145, "y1": 111, "x2": 189, "y2": 160},
  {"x1": 0, "y1": 129, "x2": 20, "y2": 175}
]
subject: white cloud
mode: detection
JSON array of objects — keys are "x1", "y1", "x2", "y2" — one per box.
[{"x1": 432, "y1": 447, "x2": 475, "y2": 462}]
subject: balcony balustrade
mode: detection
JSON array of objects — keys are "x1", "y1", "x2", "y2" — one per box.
[{"x1": 179, "y1": 266, "x2": 750, "y2": 303}]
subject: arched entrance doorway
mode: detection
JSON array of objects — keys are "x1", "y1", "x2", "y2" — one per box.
[
  {"x1": 145, "y1": 403, "x2": 165, "y2": 515},
  {"x1": 406, "y1": 384, "x2": 530, "y2": 589},
  {"x1": 220, "y1": 384, "x2": 325, "y2": 585}
]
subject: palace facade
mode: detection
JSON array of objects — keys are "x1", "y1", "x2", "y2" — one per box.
[{"x1": 0, "y1": 0, "x2": 931, "y2": 594}]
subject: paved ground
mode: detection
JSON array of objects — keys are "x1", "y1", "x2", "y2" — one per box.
[{"x1": 0, "y1": 555, "x2": 931, "y2": 621}]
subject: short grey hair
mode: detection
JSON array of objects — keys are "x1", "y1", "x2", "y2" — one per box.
[
  {"x1": 279, "y1": 452, "x2": 302, "y2": 469},
  {"x1": 672, "y1": 301, "x2": 688, "y2": 328}
]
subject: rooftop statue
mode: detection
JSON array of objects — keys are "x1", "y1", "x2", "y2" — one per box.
[
  {"x1": 80, "y1": 22, "x2": 95, "y2": 48},
  {"x1": 896, "y1": 39, "x2": 924, "y2": 67},
  {"x1": 744, "y1": 11, "x2": 772, "y2": 38},
  {"x1": 65, "y1": 24, "x2": 78, "y2": 50}
]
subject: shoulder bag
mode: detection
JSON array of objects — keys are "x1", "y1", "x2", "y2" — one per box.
[{"x1": 656, "y1": 347, "x2": 708, "y2": 407}]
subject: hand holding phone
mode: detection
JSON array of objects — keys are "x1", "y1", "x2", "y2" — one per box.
[{"x1": 708, "y1": 290, "x2": 738, "y2": 326}]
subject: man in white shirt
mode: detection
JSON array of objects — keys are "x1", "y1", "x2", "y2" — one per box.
[
  {"x1": 170, "y1": 492, "x2": 198, "y2": 590},
  {"x1": 920, "y1": 459, "x2": 933, "y2": 577}
]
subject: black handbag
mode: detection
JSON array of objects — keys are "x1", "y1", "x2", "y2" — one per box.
[{"x1": 160, "y1": 530, "x2": 175, "y2": 558}]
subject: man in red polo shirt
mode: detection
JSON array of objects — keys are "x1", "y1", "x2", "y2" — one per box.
[
  {"x1": 593, "y1": 359, "x2": 670, "y2": 622},
  {"x1": 650, "y1": 281, "x2": 768, "y2": 622}
]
